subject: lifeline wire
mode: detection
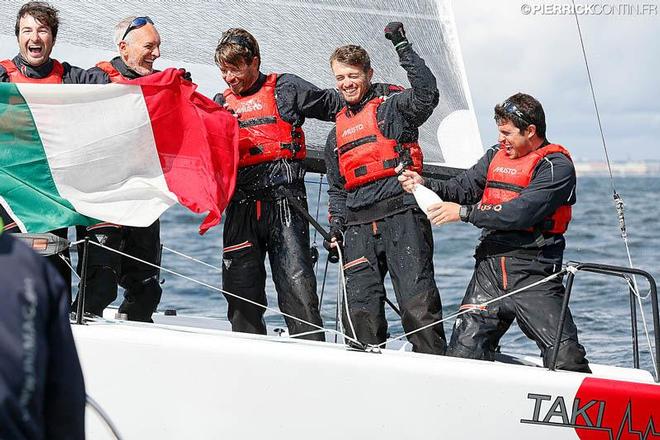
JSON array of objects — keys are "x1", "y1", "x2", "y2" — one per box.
[
  {"x1": 336, "y1": 244, "x2": 358, "y2": 343},
  {"x1": 58, "y1": 253, "x2": 81, "y2": 280},
  {"x1": 571, "y1": 0, "x2": 657, "y2": 377},
  {"x1": 377, "y1": 268, "x2": 568, "y2": 348},
  {"x1": 84, "y1": 240, "x2": 363, "y2": 346},
  {"x1": 86, "y1": 395, "x2": 123, "y2": 440},
  {"x1": 624, "y1": 276, "x2": 659, "y2": 378}
]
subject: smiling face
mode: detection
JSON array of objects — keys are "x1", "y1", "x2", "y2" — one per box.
[
  {"x1": 220, "y1": 57, "x2": 260, "y2": 95},
  {"x1": 17, "y1": 14, "x2": 54, "y2": 67},
  {"x1": 331, "y1": 60, "x2": 372, "y2": 105},
  {"x1": 119, "y1": 23, "x2": 161, "y2": 76},
  {"x1": 497, "y1": 119, "x2": 536, "y2": 159}
]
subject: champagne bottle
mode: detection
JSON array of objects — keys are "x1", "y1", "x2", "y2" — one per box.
[{"x1": 412, "y1": 184, "x2": 442, "y2": 215}]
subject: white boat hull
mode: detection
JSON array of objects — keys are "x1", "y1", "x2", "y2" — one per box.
[{"x1": 74, "y1": 315, "x2": 660, "y2": 440}]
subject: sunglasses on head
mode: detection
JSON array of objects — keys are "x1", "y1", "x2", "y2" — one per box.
[
  {"x1": 121, "y1": 16, "x2": 153, "y2": 41},
  {"x1": 501, "y1": 100, "x2": 532, "y2": 126}
]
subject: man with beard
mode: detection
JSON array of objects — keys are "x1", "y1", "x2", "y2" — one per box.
[
  {"x1": 0, "y1": 1, "x2": 108, "y2": 299},
  {"x1": 74, "y1": 16, "x2": 168, "y2": 322}
]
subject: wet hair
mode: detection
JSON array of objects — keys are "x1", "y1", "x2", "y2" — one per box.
[
  {"x1": 329, "y1": 45, "x2": 371, "y2": 73},
  {"x1": 15, "y1": 1, "x2": 59, "y2": 40},
  {"x1": 214, "y1": 28, "x2": 260, "y2": 68},
  {"x1": 494, "y1": 93, "x2": 546, "y2": 138}
]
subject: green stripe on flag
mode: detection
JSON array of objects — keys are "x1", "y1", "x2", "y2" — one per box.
[{"x1": 0, "y1": 83, "x2": 97, "y2": 232}]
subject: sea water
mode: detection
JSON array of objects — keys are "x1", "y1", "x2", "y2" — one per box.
[{"x1": 103, "y1": 176, "x2": 659, "y2": 373}]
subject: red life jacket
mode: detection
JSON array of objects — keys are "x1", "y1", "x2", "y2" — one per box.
[
  {"x1": 481, "y1": 144, "x2": 573, "y2": 234},
  {"x1": 95, "y1": 61, "x2": 125, "y2": 83},
  {"x1": 0, "y1": 59, "x2": 63, "y2": 83},
  {"x1": 335, "y1": 96, "x2": 423, "y2": 190},
  {"x1": 223, "y1": 73, "x2": 305, "y2": 169}
]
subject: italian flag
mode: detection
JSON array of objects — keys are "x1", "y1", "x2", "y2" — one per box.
[{"x1": 0, "y1": 69, "x2": 238, "y2": 234}]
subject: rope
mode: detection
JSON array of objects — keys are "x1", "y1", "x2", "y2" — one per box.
[
  {"x1": 58, "y1": 253, "x2": 81, "y2": 280},
  {"x1": 571, "y1": 0, "x2": 657, "y2": 377},
  {"x1": 86, "y1": 395, "x2": 123, "y2": 440},
  {"x1": 624, "y1": 277, "x2": 658, "y2": 378},
  {"x1": 311, "y1": 174, "x2": 325, "y2": 245},
  {"x1": 377, "y1": 268, "x2": 568, "y2": 348},
  {"x1": 85, "y1": 240, "x2": 362, "y2": 346},
  {"x1": 161, "y1": 245, "x2": 220, "y2": 272},
  {"x1": 336, "y1": 245, "x2": 358, "y2": 342}
]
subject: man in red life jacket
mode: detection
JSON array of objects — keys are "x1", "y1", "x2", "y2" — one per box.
[
  {"x1": 0, "y1": 1, "x2": 108, "y2": 300},
  {"x1": 399, "y1": 93, "x2": 591, "y2": 372},
  {"x1": 71, "y1": 16, "x2": 168, "y2": 322},
  {"x1": 324, "y1": 23, "x2": 446, "y2": 354},
  {"x1": 213, "y1": 28, "x2": 342, "y2": 340}
]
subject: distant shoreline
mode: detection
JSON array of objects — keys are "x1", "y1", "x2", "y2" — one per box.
[{"x1": 575, "y1": 161, "x2": 660, "y2": 177}]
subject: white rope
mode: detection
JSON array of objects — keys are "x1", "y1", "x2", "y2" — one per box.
[
  {"x1": 571, "y1": 0, "x2": 657, "y2": 379},
  {"x1": 86, "y1": 395, "x2": 123, "y2": 440},
  {"x1": 58, "y1": 253, "x2": 81, "y2": 280},
  {"x1": 624, "y1": 273, "x2": 658, "y2": 379},
  {"x1": 336, "y1": 244, "x2": 358, "y2": 343},
  {"x1": 161, "y1": 245, "x2": 220, "y2": 272},
  {"x1": 377, "y1": 267, "x2": 568, "y2": 348},
  {"x1": 86, "y1": 240, "x2": 362, "y2": 346}
]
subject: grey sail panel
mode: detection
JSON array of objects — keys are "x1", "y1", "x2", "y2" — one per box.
[{"x1": 0, "y1": 0, "x2": 483, "y2": 176}]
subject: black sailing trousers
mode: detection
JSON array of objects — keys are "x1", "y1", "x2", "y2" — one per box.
[
  {"x1": 446, "y1": 254, "x2": 591, "y2": 372},
  {"x1": 222, "y1": 193, "x2": 324, "y2": 341},
  {"x1": 341, "y1": 208, "x2": 446, "y2": 354},
  {"x1": 74, "y1": 220, "x2": 162, "y2": 322}
]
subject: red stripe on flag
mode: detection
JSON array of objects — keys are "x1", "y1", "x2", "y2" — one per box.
[{"x1": 132, "y1": 69, "x2": 238, "y2": 235}]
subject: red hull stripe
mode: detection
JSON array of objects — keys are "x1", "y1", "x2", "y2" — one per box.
[{"x1": 574, "y1": 377, "x2": 660, "y2": 440}]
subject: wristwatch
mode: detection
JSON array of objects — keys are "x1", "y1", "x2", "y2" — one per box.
[{"x1": 459, "y1": 205, "x2": 471, "y2": 222}]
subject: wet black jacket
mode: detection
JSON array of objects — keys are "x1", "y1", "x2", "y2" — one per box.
[
  {"x1": 0, "y1": 54, "x2": 108, "y2": 84},
  {"x1": 325, "y1": 43, "x2": 439, "y2": 225},
  {"x1": 426, "y1": 144, "x2": 577, "y2": 256},
  {"x1": 214, "y1": 73, "x2": 342, "y2": 199},
  {"x1": 0, "y1": 234, "x2": 85, "y2": 440}
]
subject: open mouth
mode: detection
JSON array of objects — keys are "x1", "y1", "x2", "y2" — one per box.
[{"x1": 28, "y1": 45, "x2": 43, "y2": 56}]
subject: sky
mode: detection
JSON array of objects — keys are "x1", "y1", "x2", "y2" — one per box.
[
  {"x1": 1, "y1": 0, "x2": 658, "y2": 162},
  {"x1": 453, "y1": 1, "x2": 660, "y2": 161}
]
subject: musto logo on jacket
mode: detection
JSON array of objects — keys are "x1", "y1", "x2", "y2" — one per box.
[
  {"x1": 336, "y1": 96, "x2": 423, "y2": 190},
  {"x1": 223, "y1": 73, "x2": 305, "y2": 168},
  {"x1": 481, "y1": 144, "x2": 573, "y2": 234}
]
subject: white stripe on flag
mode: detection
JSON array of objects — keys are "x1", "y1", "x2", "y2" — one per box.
[
  {"x1": 17, "y1": 83, "x2": 177, "y2": 226},
  {"x1": 0, "y1": 195, "x2": 27, "y2": 232}
]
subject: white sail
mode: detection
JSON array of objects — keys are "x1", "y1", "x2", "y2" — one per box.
[{"x1": 0, "y1": 0, "x2": 484, "y2": 171}]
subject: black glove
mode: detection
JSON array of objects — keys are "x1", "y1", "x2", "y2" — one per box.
[
  {"x1": 323, "y1": 221, "x2": 344, "y2": 264},
  {"x1": 178, "y1": 68, "x2": 193, "y2": 82},
  {"x1": 384, "y1": 22, "x2": 408, "y2": 48}
]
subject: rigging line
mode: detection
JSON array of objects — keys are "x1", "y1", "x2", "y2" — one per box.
[
  {"x1": 570, "y1": 0, "x2": 616, "y2": 192},
  {"x1": 318, "y1": 255, "x2": 330, "y2": 311},
  {"x1": 85, "y1": 240, "x2": 363, "y2": 346},
  {"x1": 337, "y1": 245, "x2": 358, "y2": 342},
  {"x1": 86, "y1": 395, "x2": 123, "y2": 440},
  {"x1": 377, "y1": 268, "x2": 568, "y2": 348},
  {"x1": 624, "y1": 276, "x2": 659, "y2": 378},
  {"x1": 162, "y1": 245, "x2": 220, "y2": 273},
  {"x1": 312, "y1": 174, "x2": 325, "y2": 244},
  {"x1": 571, "y1": 0, "x2": 656, "y2": 373},
  {"x1": 58, "y1": 253, "x2": 81, "y2": 280}
]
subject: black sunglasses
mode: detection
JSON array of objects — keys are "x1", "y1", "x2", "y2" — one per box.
[
  {"x1": 501, "y1": 100, "x2": 532, "y2": 126},
  {"x1": 121, "y1": 16, "x2": 154, "y2": 41}
]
